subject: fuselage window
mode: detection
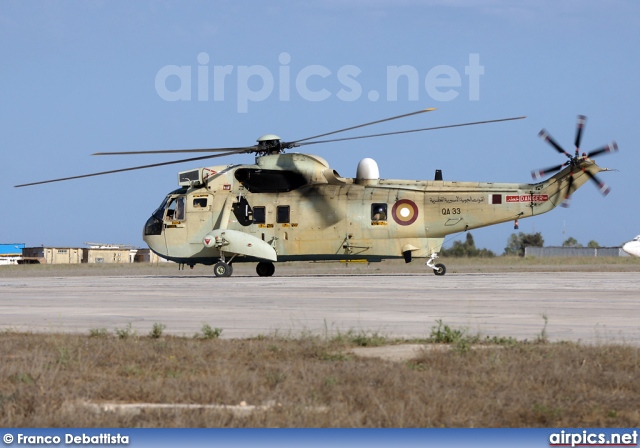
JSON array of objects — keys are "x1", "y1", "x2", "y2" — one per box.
[
  {"x1": 371, "y1": 203, "x2": 387, "y2": 222},
  {"x1": 193, "y1": 198, "x2": 207, "y2": 208},
  {"x1": 276, "y1": 205, "x2": 290, "y2": 223},
  {"x1": 253, "y1": 206, "x2": 266, "y2": 224}
]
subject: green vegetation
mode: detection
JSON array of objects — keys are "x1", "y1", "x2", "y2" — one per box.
[
  {"x1": 149, "y1": 322, "x2": 166, "y2": 339},
  {"x1": 562, "y1": 237, "x2": 600, "y2": 248},
  {"x1": 114, "y1": 323, "x2": 136, "y2": 340},
  {"x1": 195, "y1": 324, "x2": 223, "y2": 340},
  {"x1": 563, "y1": 236, "x2": 581, "y2": 247},
  {"x1": 440, "y1": 233, "x2": 495, "y2": 258},
  {"x1": 331, "y1": 329, "x2": 388, "y2": 347},
  {"x1": 536, "y1": 314, "x2": 549, "y2": 344},
  {"x1": 504, "y1": 232, "x2": 545, "y2": 256},
  {"x1": 428, "y1": 319, "x2": 468, "y2": 343},
  {"x1": 88, "y1": 328, "x2": 109, "y2": 338},
  {"x1": 426, "y1": 319, "x2": 518, "y2": 353}
]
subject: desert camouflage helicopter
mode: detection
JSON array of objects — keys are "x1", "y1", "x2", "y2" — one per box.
[{"x1": 16, "y1": 109, "x2": 617, "y2": 277}]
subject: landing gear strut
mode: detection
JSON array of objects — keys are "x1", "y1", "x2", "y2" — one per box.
[
  {"x1": 426, "y1": 253, "x2": 446, "y2": 276},
  {"x1": 256, "y1": 261, "x2": 275, "y2": 277}
]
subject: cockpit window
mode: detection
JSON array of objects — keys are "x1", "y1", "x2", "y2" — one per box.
[
  {"x1": 152, "y1": 187, "x2": 188, "y2": 220},
  {"x1": 166, "y1": 196, "x2": 186, "y2": 221}
]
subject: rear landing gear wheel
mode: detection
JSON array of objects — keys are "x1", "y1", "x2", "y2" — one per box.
[
  {"x1": 256, "y1": 261, "x2": 275, "y2": 277},
  {"x1": 433, "y1": 263, "x2": 446, "y2": 276},
  {"x1": 214, "y1": 261, "x2": 233, "y2": 277}
]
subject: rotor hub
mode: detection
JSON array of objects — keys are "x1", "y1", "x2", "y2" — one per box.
[{"x1": 256, "y1": 134, "x2": 282, "y2": 154}]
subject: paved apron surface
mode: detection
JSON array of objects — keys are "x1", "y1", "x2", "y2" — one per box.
[{"x1": 0, "y1": 272, "x2": 638, "y2": 343}]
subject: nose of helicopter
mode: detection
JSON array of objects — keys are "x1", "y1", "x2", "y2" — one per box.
[
  {"x1": 142, "y1": 216, "x2": 167, "y2": 257},
  {"x1": 143, "y1": 232, "x2": 166, "y2": 256}
]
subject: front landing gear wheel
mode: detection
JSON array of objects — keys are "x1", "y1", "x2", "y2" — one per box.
[
  {"x1": 433, "y1": 263, "x2": 446, "y2": 276},
  {"x1": 214, "y1": 261, "x2": 233, "y2": 277},
  {"x1": 256, "y1": 261, "x2": 275, "y2": 277}
]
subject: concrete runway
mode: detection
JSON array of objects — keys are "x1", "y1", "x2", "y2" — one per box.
[{"x1": 0, "y1": 272, "x2": 638, "y2": 343}]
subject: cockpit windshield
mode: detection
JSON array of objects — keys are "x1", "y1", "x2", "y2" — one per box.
[
  {"x1": 145, "y1": 188, "x2": 188, "y2": 236},
  {"x1": 151, "y1": 196, "x2": 170, "y2": 221}
]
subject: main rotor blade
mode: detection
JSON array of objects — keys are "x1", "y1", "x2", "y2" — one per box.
[
  {"x1": 296, "y1": 116, "x2": 526, "y2": 147},
  {"x1": 586, "y1": 141, "x2": 618, "y2": 159},
  {"x1": 288, "y1": 107, "x2": 437, "y2": 145},
  {"x1": 583, "y1": 169, "x2": 611, "y2": 196},
  {"x1": 93, "y1": 146, "x2": 256, "y2": 156},
  {"x1": 14, "y1": 150, "x2": 245, "y2": 188},
  {"x1": 574, "y1": 115, "x2": 586, "y2": 155},
  {"x1": 538, "y1": 130, "x2": 572, "y2": 159}
]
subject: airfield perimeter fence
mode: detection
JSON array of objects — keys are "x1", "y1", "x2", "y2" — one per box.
[{"x1": 524, "y1": 246, "x2": 628, "y2": 257}]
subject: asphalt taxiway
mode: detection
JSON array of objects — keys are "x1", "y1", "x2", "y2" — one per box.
[{"x1": 0, "y1": 272, "x2": 638, "y2": 343}]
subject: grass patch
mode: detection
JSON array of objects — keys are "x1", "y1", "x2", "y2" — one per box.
[
  {"x1": 428, "y1": 319, "x2": 472, "y2": 344},
  {"x1": 2, "y1": 256, "x2": 639, "y2": 279},
  {"x1": 88, "y1": 328, "x2": 109, "y2": 338},
  {"x1": 0, "y1": 331, "x2": 638, "y2": 427},
  {"x1": 114, "y1": 323, "x2": 137, "y2": 340},
  {"x1": 148, "y1": 323, "x2": 166, "y2": 339},
  {"x1": 194, "y1": 324, "x2": 222, "y2": 340},
  {"x1": 331, "y1": 329, "x2": 390, "y2": 347}
]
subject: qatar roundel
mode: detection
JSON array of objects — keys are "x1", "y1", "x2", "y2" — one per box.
[{"x1": 392, "y1": 199, "x2": 419, "y2": 226}]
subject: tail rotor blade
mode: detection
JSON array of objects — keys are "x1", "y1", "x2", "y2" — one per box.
[
  {"x1": 531, "y1": 162, "x2": 568, "y2": 179},
  {"x1": 574, "y1": 115, "x2": 587, "y2": 156},
  {"x1": 583, "y1": 169, "x2": 611, "y2": 196},
  {"x1": 586, "y1": 141, "x2": 618, "y2": 159},
  {"x1": 534, "y1": 115, "x2": 617, "y2": 203},
  {"x1": 538, "y1": 130, "x2": 572, "y2": 159},
  {"x1": 561, "y1": 172, "x2": 574, "y2": 208}
]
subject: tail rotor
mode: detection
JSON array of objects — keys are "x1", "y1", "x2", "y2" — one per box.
[{"x1": 531, "y1": 115, "x2": 618, "y2": 207}]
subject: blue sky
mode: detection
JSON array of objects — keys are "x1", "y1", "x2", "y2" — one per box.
[{"x1": 2, "y1": 1, "x2": 639, "y2": 254}]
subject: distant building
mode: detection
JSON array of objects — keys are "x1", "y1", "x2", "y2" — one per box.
[
  {"x1": 83, "y1": 247, "x2": 134, "y2": 264},
  {"x1": 21, "y1": 247, "x2": 83, "y2": 264},
  {"x1": 134, "y1": 248, "x2": 165, "y2": 263},
  {"x1": 0, "y1": 243, "x2": 25, "y2": 265},
  {"x1": 525, "y1": 246, "x2": 629, "y2": 257},
  {"x1": 0, "y1": 243, "x2": 25, "y2": 255},
  {"x1": 18, "y1": 245, "x2": 168, "y2": 264}
]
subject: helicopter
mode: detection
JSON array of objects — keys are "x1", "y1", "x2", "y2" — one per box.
[
  {"x1": 622, "y1": 235, "x2": 640, "y2": 257},
  {"x1": 15, "y1": 109, "x2": 618, "y2": 277}
]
